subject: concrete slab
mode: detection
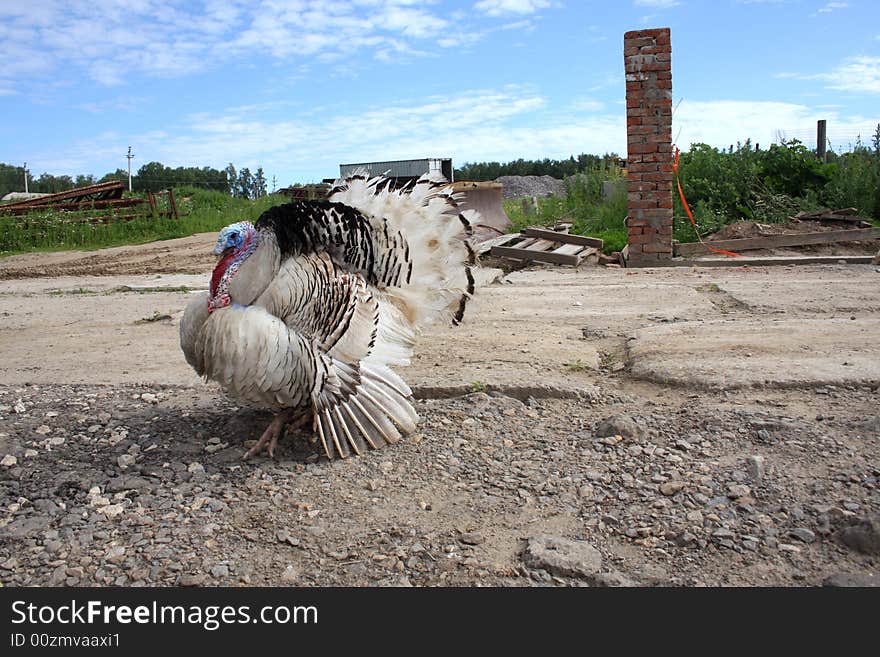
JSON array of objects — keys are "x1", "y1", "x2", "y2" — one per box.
[{"x1": 627, "y1": 317, "x2": 880, "y2": 388}]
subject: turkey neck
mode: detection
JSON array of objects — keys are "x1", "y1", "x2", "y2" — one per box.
[{"x1": 226, "y1": 229, "x2": 281, "y2": 305}]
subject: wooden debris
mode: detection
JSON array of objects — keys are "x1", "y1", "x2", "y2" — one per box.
[
  {"x1": 794, "y1": 208, "x2": 872, "y2": 228},
  {"x1": 521, "y1": 227, "x2": 605, "y2": 248},
  {"x1": 687, "y1": 255, "x2": 875, "y2": 267},
  {"x1": 674, "y1": 227, "x2": 880, "y2": 257},
  {"x1": 483, "y1": 226, "x2": 604, "y2": 267},
  {"x1": 474, "y1": 232, "x2": 521, "y2": 256}
]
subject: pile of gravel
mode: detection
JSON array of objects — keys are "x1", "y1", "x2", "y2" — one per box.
[{"x1": 494, "y1": 175, "x2": 565, "y2": 199}]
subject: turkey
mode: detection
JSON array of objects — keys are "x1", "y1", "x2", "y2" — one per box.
[{"x1": 180, "y1": 172, "x2": 477, "y2": 460}]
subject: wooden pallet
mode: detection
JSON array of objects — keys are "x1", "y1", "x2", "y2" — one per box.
[{"x1": 480, "y1": 227, "x2": 603, "y2": 266}]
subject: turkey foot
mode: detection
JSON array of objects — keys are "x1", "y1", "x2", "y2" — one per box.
[{"x1": 243, "y1": 411, "x2": 310, "y2": 459}]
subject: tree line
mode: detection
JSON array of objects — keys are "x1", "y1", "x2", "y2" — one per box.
[
  {"x1": 454, "y1": 153, "x2": 622, "y2": 181},
  {"x1": 0, "y1": 162, "x2": 269, "y2": 200}
]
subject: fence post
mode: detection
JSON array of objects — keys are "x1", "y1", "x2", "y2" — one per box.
[{"x1": 817, "y1": 119, "x2": 827, "y2": 162}]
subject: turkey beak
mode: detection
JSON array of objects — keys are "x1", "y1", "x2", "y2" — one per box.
[{"x1": 213, "y1": 241, "x2": 228, "y2": 256}]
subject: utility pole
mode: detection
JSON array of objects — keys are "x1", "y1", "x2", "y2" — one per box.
[
  {"x1": 126, "y1": 146, "x2": 134, "y2": 191},
  {"x1": 272, "y1": 175, "x2": 277, "y2": 193},
  {"x1": 23, "y1": 162, "x2": 28, "y2": 194},
  {"x1": 817, "y1": 120, "x2": 827, "y2": 162}
]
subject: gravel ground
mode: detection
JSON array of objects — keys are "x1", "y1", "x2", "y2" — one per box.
[
  {"x1": 2, "y1": 379, "x2": 878, "y2": 587},
  {"x1": 495, "y1": 175, "x2": 565, "y2": 199}
]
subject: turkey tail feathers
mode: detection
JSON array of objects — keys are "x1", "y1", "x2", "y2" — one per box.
[
  {"x1": 313, "y1": 360, "x2": 418, "y2": 460},
  {"x1": 329, "y1": 172, "x2": 476, "y2": 329}
]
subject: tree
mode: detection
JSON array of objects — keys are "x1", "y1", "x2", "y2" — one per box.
[
  {"x1": 254, "y1": 167, "x2": 267, "y2": 198},
  {"x1": 236, "y1": 167, "x2": 253, "y2": 199},
  {"x1": 224, "y1": 163, "x2": 237, "y2": 196}
]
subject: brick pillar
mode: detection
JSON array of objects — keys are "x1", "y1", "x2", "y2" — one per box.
[{"x1": 624, "y1": 27, "x2": 673, "y2": 265}]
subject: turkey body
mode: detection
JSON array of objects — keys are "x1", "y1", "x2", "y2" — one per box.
[{"x1": 180, "y1": 174, "x2": 475, "y2": 459}]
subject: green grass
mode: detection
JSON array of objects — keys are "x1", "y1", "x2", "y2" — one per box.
[
  {"x1": 502, "y1": 165, "x2": 628, "y2": 254},
  {"x1": 0, "y1": 186, "x2": 287, "y2": 256}
]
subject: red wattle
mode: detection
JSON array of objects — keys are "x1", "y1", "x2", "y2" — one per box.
[{"x1": 210, "y1": 252, "x2": 235, "y2": 296}]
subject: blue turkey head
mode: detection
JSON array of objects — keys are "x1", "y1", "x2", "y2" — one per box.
[{"x1": 214, "y1": 221, "x2": 255, "y2": 255}]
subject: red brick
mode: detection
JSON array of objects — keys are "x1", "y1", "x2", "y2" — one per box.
[
  {"x1": 644, "y1": 243, "x2": 673, "y2": 254},
  {"x1": 628, "y1": 143, "x2": 658, "y2": 155},
  {"x1": 627, "y1": 233, "x2": 654, "y2": 245}
]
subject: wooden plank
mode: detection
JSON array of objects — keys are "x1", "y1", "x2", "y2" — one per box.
[
  {"x1": 688, "y1": 255, "x2": 875, "y2": 267},
  {"x1": 513, "y1": 237, "x2": 540, "y2": 250},
  {"x1": 674, "y1": 227, "x2": 880, "y2": 257},
  {"x1": 551, "y1": 243, "x2": 583, "y2": 256},
  {"x1": 491, "y1": 245, "x2": 581, "y2": 266},
  {"x1": 522, "y1": 227, "x2": 604, "y2": 248},
  {"x1": 474, "y1": 232, "x2": 521, "y2": 255},
  {"x1": 527, "y1": 238, "x2": 559, "y2": 252}
]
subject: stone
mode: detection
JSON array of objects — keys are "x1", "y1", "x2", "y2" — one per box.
[
  {"x1": 281, "y1": 566, "x2": 297, "y2": 583},
  {"x1": 1, "y1": 454, "x2": 17, "y2": 467},
  {"x1": 823, "y1": 573, "x2": 880, "y2": 587},
  {"x1": 836, "y1": 516, "x2": 880, "y2": 555},
  {"x1": 105, "y1": 546, "x2": 126, "y2": 564},
  {"x1": 746, "y1": 455, "x2": 765, "y2": 483},
  {"x1": 595, "y1": 414, "x2": 645, "y2": 441},
  {"x1": 592, "y1": 571, "x2": 638, "y2": 587},
  {"x1": 459, "y1": 531, "x2": 484, "y2": 545},
  {"x1": 789, "y1": 528, "x2": 816, "y2": 543},
  {"x1": 522, "y1": 535, "x2": 602, "y2": 579},
  {"x1": 179, "y1": 573, "x2": 205, "y2": 587},
  {"x1": 659, "y1": 481, "x2": 686, "y2": 496},
  {"x1": 210, "y1": 564, "x2": 229, "y2": 578},
  {"x1": 2, "y1": 514, "x2": 51, "y2": 538},
  {"x1": 727, "y1": 484, "x2": 751, "y2": 499}
]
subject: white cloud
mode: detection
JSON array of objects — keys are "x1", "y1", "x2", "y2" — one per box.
[
  {"x1": 778, "y1": 56, "x2": 880, "y2": 94},
  {"x1": 672, "y1": 99, "x2": 876, "y2": 152},
  {"x1": 0, "y1": 0, "x2": 471, "y2": 88},
  {"x1": 809, "y1": 1, "x2": 849, "y2": 17},
  {"x1": 473, "y1": 0, "x2": 552, "y2": 16},
  {"x1": 27, "y1": 86, "x2": 626, "y2": 181}
]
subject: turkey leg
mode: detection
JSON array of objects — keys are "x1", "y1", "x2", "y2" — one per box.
[{"x1": 243, "y1": 410, "x2": 310, "y2": 459}]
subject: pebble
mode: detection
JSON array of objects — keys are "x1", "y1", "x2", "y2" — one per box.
[
  {"x1": 835, "y1": 516, "x2": 880, "y2": 555},
  {"x1": 281, "y1": 566, "x2": 297, "y2": 584},
  {"x1": 727, "y1": 484, "x2": 751, "y2": 499},
  {"x1": 789, "y1": 528, "x2": 816, "y2": 543},
  {"x1": 1, "y1": 454, "x2": 17, "y2": 467},
  {"x1": 459, "y1": 531, "x2": 484, "y2": 546},
  {"x1": 523, "y1": 535, "x2": 602, "y2": 579},
  {"x1": 210, "y1": 565, "x2": 229, "y2": 578},
  {"x1": 659, "y1": 481, "x2": 686, "y2": 496},
  {"x1": 595, "y1": 414, "x2": 645, "y2": 441},
  {"x1": 746, "y1": 455, "x2": 765, "y2": 483},
  {"x1": 179, "y1": 573, "x2": 205, "y2": 586},
  {"x1": 105, "y1": 546, "x2": 126, "y2": 564}
]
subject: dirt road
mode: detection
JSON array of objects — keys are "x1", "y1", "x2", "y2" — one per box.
[{"x1": 1, "y1": 236, "x2": 878, "y2": 587}]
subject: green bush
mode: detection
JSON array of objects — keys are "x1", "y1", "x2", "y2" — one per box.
[{"x1": 502, "y1": 162, "x2": 627, "y2": 254}]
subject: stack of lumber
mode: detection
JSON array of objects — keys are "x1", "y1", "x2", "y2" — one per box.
[{"x1": 475, "y1": 227, "x2": 604, "y2": 267}]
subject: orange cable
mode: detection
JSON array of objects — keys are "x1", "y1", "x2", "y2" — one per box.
[{"x1": 673, "y1": 147, "x2": 742, "y2": 258}]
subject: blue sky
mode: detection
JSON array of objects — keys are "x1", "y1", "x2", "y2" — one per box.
[{"x1": 1, "y1": 0, "x2": 878, "y2": 187}]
